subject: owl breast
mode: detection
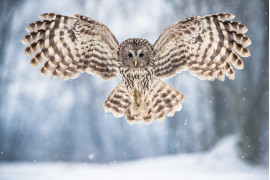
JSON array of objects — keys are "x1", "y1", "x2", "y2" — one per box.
[
  {"x1": 118, "y1": 65, "x2": 154, "y2": 118},
  {"x1": 119, "y1": 66, "x2": 154, "y2": 94}
]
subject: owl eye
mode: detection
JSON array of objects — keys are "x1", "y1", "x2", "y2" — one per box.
[
  {"x1": 128, "y1": 53, "x2": 133, "y2": 57},
  {"x1": 139, "y1": 53, "x2": 144, "y2": 57}
]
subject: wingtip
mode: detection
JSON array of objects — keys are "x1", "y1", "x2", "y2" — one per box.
[
  {"x1": 25, "y1": 26, "x2": 32, "y2": 32},
  {"x1": 229, "y1": 74, "x2": 235, "y2": 80},
  {"x1": 21, "y1": 38, "x2": 28, "y2": 45},
  {"x1": 39, "y1": 13, "x2": 51, "y2": 19},
  {"x1": 222, "y1": 13, "x2": 235, "y2": 20},
  {"x1": 74, "y1": 14, "x2": 83, "y2": 19},
  {"x1": 245, "y1": 49, "x2": 251, "y2": 57},
  {"x1": 242, "y1": 26, "x2": 248, "y2": 34},
  {"x1": 229, "y1": 13, "x2": 235, "y2": 19},
  {"x1": 39, "y1": 13, "x2": 47, "y2": 19},
  {"x1": 24, "y1": 49, "x2": 31, "y2": 56},
  {"x1": 246, "y1": 38, "x2": 252, "y2": 46}
]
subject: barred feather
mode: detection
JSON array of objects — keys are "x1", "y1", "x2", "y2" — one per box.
[
  {"x1": 154, "y1": 13, "x2": 251, "y2": 81},
  {"x1": 148, "y1": 79, "x2": 187, "y2": 122},
  {"x1": 22, "y1": 13, "x2": 119, "y2": 80},
  {"x1": 22, "y1": 13, "x2": 251, "y2": 125},
  {"x1": 104, "y1": 82, "x2": 131, "y2": 118},
  {"x1": 104, "y1": 79, "x2": 187, "y2": 124}
]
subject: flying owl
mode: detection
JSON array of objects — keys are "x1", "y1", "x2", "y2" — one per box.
[{"x1": 22, "y1": 13, "x2": 251, "y2": 124}]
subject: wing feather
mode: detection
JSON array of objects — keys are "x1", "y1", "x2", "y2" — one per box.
[
  {"x1": 154, "y1": 13, "x2": 251, "y2": 81},
  {"x1": 22, "y1": 13, "x2": 119, "y2": 80}
]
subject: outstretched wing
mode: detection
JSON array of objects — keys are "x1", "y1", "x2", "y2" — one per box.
[
  {"x1": 22, "y1": 13, "x2": 119, "y2": 80},
  {"x1": 154, "y1": 13, "x2": 251, "y2": 81}
]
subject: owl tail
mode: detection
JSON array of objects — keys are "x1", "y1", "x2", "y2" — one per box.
[{"x1": 103, "y1": 79, "x2": 187, "y2": 125}]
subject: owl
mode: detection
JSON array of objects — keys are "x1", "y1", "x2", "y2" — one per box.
[{"x1": 22, "y1": 13, "x2": 251, "y2": 124}]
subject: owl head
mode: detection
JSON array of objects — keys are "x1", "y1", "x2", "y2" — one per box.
[{"x1": 119, "y1": 38, "x2": 154, "y2": 68}]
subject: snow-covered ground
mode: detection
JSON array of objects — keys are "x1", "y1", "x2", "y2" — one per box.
[{"x1": 0, "y1": 136, "x2": 268, "y2": 180}]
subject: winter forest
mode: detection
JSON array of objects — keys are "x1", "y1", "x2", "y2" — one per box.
[{"x1": 0, "y1": 0, "x2": 268, "y2": 179}]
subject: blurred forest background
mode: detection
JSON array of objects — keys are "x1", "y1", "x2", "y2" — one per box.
[{"x1": 0, "y1": 0, "x2": 268, "y2": 166}]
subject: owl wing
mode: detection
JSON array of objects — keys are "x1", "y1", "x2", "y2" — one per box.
[
  {"x1": 153, "y1": 13, "x2": 251, "y2": 81},
  {"x1": 22, "y1": 13, "x2": 119, "y2": 80}
]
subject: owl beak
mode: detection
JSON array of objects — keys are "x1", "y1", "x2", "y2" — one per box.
[{"x1": 134, "y1": 60, "x2": 138, "y2": 67}]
